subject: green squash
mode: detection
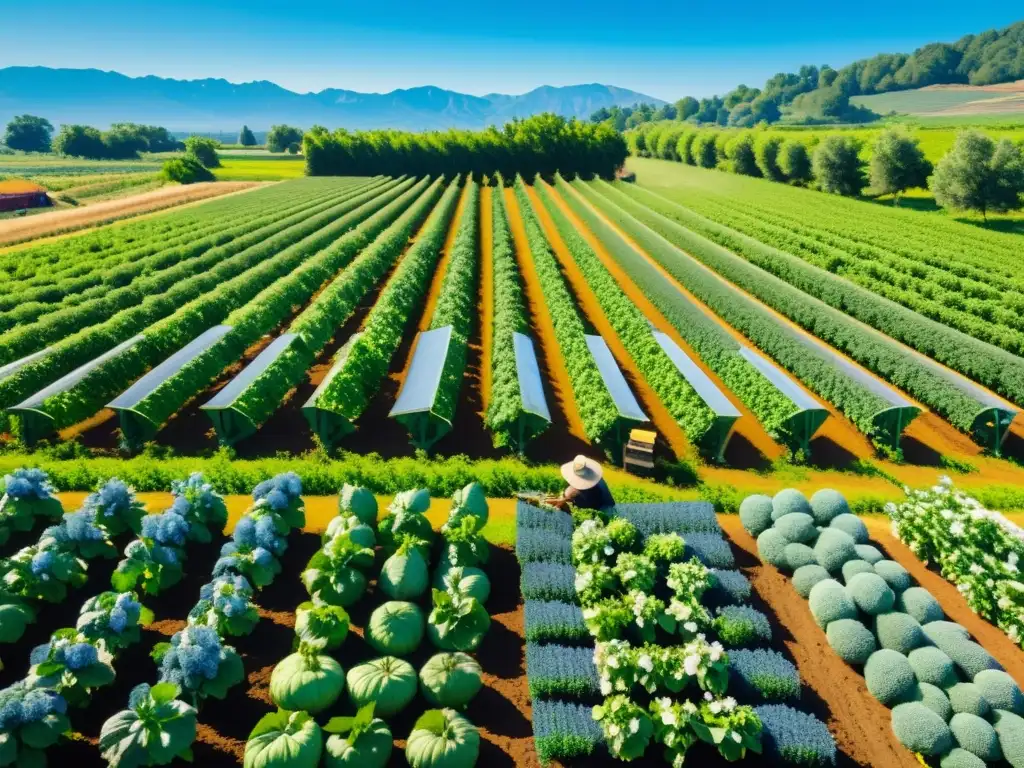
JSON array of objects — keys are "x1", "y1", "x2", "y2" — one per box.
[
  {"x1": 379, "y1": 543, "x2": 429, "y2": 601},
  {"x1": 325, "y1": 515, "x2": 376, "y2": 550},
  {"x1": 323, "y1": 705, "x2": 393, "y2": 768},
  {"x1": 447, "y1": 484, "x2": 488, "y2": 528},
  {"x1": 405, "y1": 709, "x2": 480, "y2": 768},
  {"x1": 244, "y1": 710, "x2": 322, "y2": 768},
  {"x1": 269, "y1": 651, "x2": 344, "y2": 714},
  {"x1": 367, "y1": 601, "x2": 425, "y2": 656},
  {"x1": 346, "y1": 656, "x2": 417, "y2": 718},
  {"x1": 339, "y1": 485, "x2": 378, "y2": 525},
  {"x1": 419, "y1": 653, "x2": 483, "y2": 708}
]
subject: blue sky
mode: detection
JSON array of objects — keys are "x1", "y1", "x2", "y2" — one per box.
[{"x1": 2, "y1": 2, "x2": 1021, "y2": 100}]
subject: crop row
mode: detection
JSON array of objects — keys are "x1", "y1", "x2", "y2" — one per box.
[
  {"x1": 224, "y1": 177, "x2": 446, "y2": 437},
  {"x1": 614, "y1": 182, "x2": 1024, "y2": 385},
  {"x1": 553, "y1": 178, "x2": 804, "y2": 448},
  {"x1": 2, "y1": 179, "x2": 412, "y2": 438},
  {"x1": 532, "y1": 183, "x2": 721, "y2": 455},
  {"x1": 746, "y1": 487, "x2": 1024, "y2": 766},
  {"x1": 512, "y1": 178, "x2": 620, "y2": 447},
  {"x1": 579, "y1": 180, "x2": 1009, "y2": 447},
  {"x1": 484, "y1": 179, "x2": 536, "y2": 451},
  {"x1": 115, "y1": 178, "x2": 430, "y2": 444},
  {"x1": 0, "y1": 179, "x2": 372, "y2": 327},
  {"x1": 311, "y1": 179, "x2": 463, "y2": 433}
]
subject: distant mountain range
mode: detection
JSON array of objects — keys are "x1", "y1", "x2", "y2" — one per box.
[{"x1": 0, "y1": 67, "x2": 664, "y2": 132}]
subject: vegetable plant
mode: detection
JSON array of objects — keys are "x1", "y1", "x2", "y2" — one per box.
[
  {"x1": 169, "y1": 472, "x2": 228, "y2": 543},
  {"x1": 39, "y1": 508, "x2": 117, "y2": 560},
  {"x1": 244, "y1": 709, "x2": 322, "y2": 768},
  {"x1": 338, "y1": 484, "x2": 377, "y2": 526},
  {"x1": 294, "y1": 601, "x2": 349, "y2": 651},
  {"x1": 445, "y1": 483, "x2": 488, "y2": 529},
  {"x1": 111, "y1": 511, "x2": 190, "y2": 596},
  {"x1": 0, "y1": 468, "x2": 62, "y2": 545},
  {"x1": 82, "y1": 478, "x2": 146, "y2": 538},
  {"x1": 419, "y1": 652, "x2": 483, "y2": 708},
  {"x1": 301, "y1": 533, "x2": 373, "y2": 607},
  {"x1": 0, "y1": 681, "x2": 70, "y2": 767},
  {"x1": 324, "y1": 514, "x2": 375, "y2": 550},
  {"x1": 441, "y1": 514, "x2": 489, "y2": 569},
  {"x1": 434, "y1": 566, "x2": 490, "y2": 606},
  {"x1": 0, "y1": 589, "x2": 35, "y2": 644},
  {"x1": 405, "y1": 708, "x2": 480, "y2": 768},
  {"x1": 28, "y1": 629, "x2": 116, "y2": 705},
  {"x1": 77, "y1": 591, "x2": 150, "y2": 653},
  {"x1": 323, "y1": 703, "x2": 392, "y2": 768},
  {"x1": 251, "y1": 472, "x2": 305, "y2": 531},
  {"x1": 154, "y1": 626, "x2": 245, "y2": 705},
  {"x1": 379, "y1": 536, "x2": 429, "y2": 600},
  {"x1": 378, "y1": 490, "x2": 434, "y2": 556},
  {"x1": 269, "y1": 646, "x2": 344, "y2": 714},
  {"x1": 367, "y1": 601, "x2": 425, "y2": 656},
  {"x1": 99, "y1": 683, "x2": 197, "y2": 768},
  {"x1": 346, "y1": 656, "x2": 417, "y2": 718},
  {"x1": 188, "y1": 575, "x2": 260, "y2": 637},
  {"x1": 1, "y1": 544, "x2": 87, "y2": 603},
  {"x1": 427, "y1": 587, "x2": 490, "y2": 652}
]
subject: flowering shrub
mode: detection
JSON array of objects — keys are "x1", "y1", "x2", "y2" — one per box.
[
  {"x1": 574, "y1": 563, "x2": 616, "y2": 605},
  {"x1": 0, "y1": 468, "x2": 62, "y2": 544},
  {"x1": 643, "y1": 532, "x2": 687, "y2": 565},
  {"x1": 214, "y1": 506, "x2": 294, "y2": 589},
  {"x1": 170, "y1": 472, "x2": 228, "y2": 543},
  {"x1": 592, "y1": 694, "x2": 654, "y2": 760},
  {"x1": 188, "y1": 575, "x2": 260, "y2": 637},
  {"x1": 40, "y1": 508, "x2": 117, "y2": 560},
  {"x1": 77, "y1": 591, "x2": 150, "y2": 653},
  {"x1": 111, "y1": 511, "x2": 190, "y2": 596},
  {"x1": 572, "y1": 519, "x2": 615, "y2": 566},
  {"x1": 99, "y1": 683, "x2": 197, "y2": 767},
  {"x1": 692, "y1": 693, "x2": 763, "y2": 761},
  {"x1": 594, "y1": 636, "x2": 730, "y2": 697},
  {"x1": 251, "y1": 471, "x2": 305, "y2": 530},
  {"x1": 613, "y1": 553, "x2": 657, "y2": 593},
  {"x1": 154, "y1": 626, "x2": 245, "y2": 704},
  {"x1": 28, "y1": 627, "x2": 116, "y2": 705},
  {"x1": 1, "y1": 543, "x2": 87, "y2": 603},
  {"x1": 0, "y1": 680, "x2": 70, "y2": 764},
  {"x1": 887, "y1": 477, "x2": 1024, "y2": 647},
  {"x1": 582, "y1": 596, "x2": 633, "y2": 641},
  {"x1": 83, "y1": 478, "x2": 146, "y2": 537}
]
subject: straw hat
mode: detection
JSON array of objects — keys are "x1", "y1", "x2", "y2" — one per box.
[{"x1": 561, "y1": 455, "x2": 603, "y2": 490}]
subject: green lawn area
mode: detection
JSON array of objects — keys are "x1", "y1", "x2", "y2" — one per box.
[{"x1": 214, "y1": 156, "x2": 306, "y2": 181}]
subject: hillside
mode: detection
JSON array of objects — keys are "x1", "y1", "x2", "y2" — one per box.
[
  {"x1": 0, "y1": 67, "x2": 662, "y2": 131},
  {"x1": 852, "y1": 80, "x2": 1024, "y2": 117}
]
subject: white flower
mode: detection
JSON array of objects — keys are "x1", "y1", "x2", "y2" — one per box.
[
  {"x1": 704, "y1": 691, "x2": 713, "y2": 701},
  {"x1": 629, "y1": 718, "x2": 640, "y2": 734},
  {"x1": 638, "y1": 654, "x2": 653, "y2": 672},
  {"x1": 709, "y1": 701, "x2": 722, "y2": 714},
  {"x1": 604, "y1": 545, "x2": 614, "y2": 556},
  {"x1": 684, "y1": 655, "x2": 700, "y2": 676},
  {"x1": 661, "y1": 710, "x2": 677, "y2": 726},
  {"x1": 731, "y1": 731, "x2": 742, "y2": 743},
  {"x1": 608, "y1": 724, "x2": 620, "y2": 737},
  {"x1": 950, "y1": 521, "x2": 966, "y2": 536},
  {"x1": 600, "y1": 680, "x2": 612, "y2": 695},
  {"x1": 723, "y1": 696, "x2": 737, "y2": 711}
]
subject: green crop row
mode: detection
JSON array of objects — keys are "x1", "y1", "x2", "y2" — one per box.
[
  {"x1": 512, "y1": 177, "x2": 620, "y2": 448},
  {"x1": 315, "y1": 179, "x2": 463, "y2": 424},
  {"x1": 567, "y1": 181, "x2": 900, "y2": 443},
  {"x1": 484, "y1": 182, "x2": 534, "y2": 450},
  {"x1": 535, "y1": 181, "x2": 720, "y2": 453},
  {"x1": 592, "y1": 181, "x2": 1015, "y2": 436},
  {"x1": 12, "y1": 179, "x2": 417, "y2": 437},
  {"x1": 115, "y1": 178, "x2": 431, "y2": 440},
  {"x1": 0, "y1": 180, "x2": 382, "y2": 345},
  {"x1": 428, "y1": 179, "x2": 480, "y2": 428},
  {"x1": 227, "y1": 177, "x2": 446, "y2": 433},
  {"x1": 554, "y1": 177, "x2": 799, "y2": 444},
  {"x1": 0, "y1": 179, "x2": 404, "y2": 431}
]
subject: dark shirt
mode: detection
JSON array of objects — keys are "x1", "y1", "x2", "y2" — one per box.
[{"x1": 565, "y1": 479, "x2": 615, "y2": 511}]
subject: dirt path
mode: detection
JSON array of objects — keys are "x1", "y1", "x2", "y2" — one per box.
[
  {"x1": 718, "y1": 516, "x2": 922, "y2": 768},
  {"x1": 0, "y1": 182, "x2": 260, "y2": 247},
  {"x1": 525, "y1": 183, "x2": 691, "y2": 461},
  {"x1": 504, "y1": 188, "x2": 589, "y2": 444},
  {"x1": 479, "y1": 185, "x2": 495, "y2": 415}
]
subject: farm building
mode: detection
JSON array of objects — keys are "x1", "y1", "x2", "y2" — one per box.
[{"x1": 0, "y1": 180, "x2": 51, "y2": 212}]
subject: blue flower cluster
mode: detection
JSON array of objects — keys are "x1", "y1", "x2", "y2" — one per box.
[
  {"x1": 142, "y1": 511, "x2": 190, "y2": 547},
  {"x1": 230, "y1": 514, "x2": 285, "y2": 556},
  {"x1": 0, "y1": 681, "x2": 67, "y2": 730},
  {"x1": 159, "y1": 626, "x2": 224, "y2": 691},
  {"x1": 524, "y1": 600, "x2": 588, "y2": 644},
  {"x1": 198, "y1": 575, "x2": 253, "y2": 619},
  {"x1": 29, "y1": 639, "x2": 99, "y2": 671},
  {"x1": 128, "y1": 683, "x2": 153, "y2": 710},
  {"x1": 525, "y1": 642, "x2": 600, "y2": 699},
  {"x1": 252, "y1": 472, "x2": 301, "y2": 511},
  {"x1": 3, "y1": 468, "x2": 55, "y2": 500},
  {"x1": 531, "y1": 699, "x2": 602, "y2": 763},
  {"x1": 521, "y1": 562, "x2": 578, "y2": 603},
  {"x1": 728, "y1": 648, "x2": 801, "y2": 701},
  {"x1": 86, "y1": 478, "x2": 134, "y2": 519},
  {"x1": 30, "y1": 549, "x2": 54, "y2": 577},
  {"x1": 109, "y1": 593, "x2": 141, "y2": 634},
  {"x1": 61, "y1": 509, "x2": 106, "y2": 543},
  {"x1": 172, "y1": 472, "x2": 221, "y2": 511}
]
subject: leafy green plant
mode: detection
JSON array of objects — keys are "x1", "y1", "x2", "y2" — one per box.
[
  {"x1": 269, "y1": 646, "x2": 345, "y2": 714},
  {"x1": 404, "y1": 708, "x2": 480, "y2": 768},
  {"x1": 427, "y1": 588, "x2": 490, "y2": 652},
  {"x1": 323, "y1": 703, "x2": 392, "y2": 768},
  {"x1": 593, "y1": 694, "x2": 654, "y2": 760},
  {"x1": 77, "y1": 591, "x2": 150, "y2": 653},
  {"x1": 301, "y1": 532, "x2": 373, "y2": 607},
  {"x1": 99, "y1": 683, "x2": 197, "y2": 767},
  {"x1": 294, "y1": 601, "x2": 349, "y2": 651},
  {"x1": 243, "y1": 709, "x2": 322, "y2": 768},
  {"x1": 28, "y1": 629, "x2": 116, "y2": 706}
]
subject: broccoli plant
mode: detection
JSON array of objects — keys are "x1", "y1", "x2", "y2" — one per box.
[
  {"x1": 99, "y1": 683, "x2": 197, "y2": 767},
  {"x1": 0, "y1": 468, "x2": 63, "y2": 545},
  {"x1": 154, "y1": 626, "x2": 245, "y2": 705},
  {"x1": 111, "y1": 511, "x2": 190, "y2": 596},
  {"x1": 188, "y1": 575, "x2": 260, "y2": 637},
  {"x1": 1, "y1": 544, "x2": 87, "y2": 603},
  {"x1": 0, "y1": 680, "x2": 70, "y2": 766},
  {"x1": 77, "y1": 591, "x2": 150, "y2": 654},
  {"x1": 169, "y1": 472, "x2": 228, "y2": 544},
  {"x1": 28, "y1": 629, "x2": 116, "y2": 706}
]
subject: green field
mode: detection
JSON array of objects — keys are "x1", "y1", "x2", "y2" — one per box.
[
  {"x1": 851, "y1": 87, "x2": 1016, "y2": 115},
  {"x1": 213, "y1": 155, "x2": 306, "y2": 180}
]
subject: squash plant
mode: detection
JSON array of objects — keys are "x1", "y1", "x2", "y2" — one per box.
[
  {"x1": 294, "y1": 601, "x2": 349, "y2": 651},
  {"x1": 378, "y1": 489, "x2": 434, "y2": 555},
  {"x1": 426, "y1": 588, "x2": 490, "y2": 653},
  {"x1": 440, "y1": 514, "x2": 489, "y2": 569},
  {"x1": 346, "y1": 656, "x2": 417, "y2": 718},
  {"x1": 99, "y1": 683, "x2": 197, "y2": 767},
  {"x1": 244, "y1": 710, "x2": 322, "y2": 768},
  {"x1": 269, "y1": 644, "x2": 344, "y2": 714},
  {"x1": 337, "y1": 484, "x2": 377, "y2": 526},
  {"x1": 301, "y1": 532, "x2": 373, "y2": 607},
  {"x1": 379, "y1": 536, "x2": 429, "y2": 600},
  {"x1": 324, "y1": 514, "x2": 375, "y2": 550},
  {"x1": 324, "y1": 703, "x2": 393, "y2": 768},
  {"x1": 405, "y1": 709, "x2": 480, "y2": 768},
  {"x1": 28, "y1": 629, "x2": 116, "y2": 706}
]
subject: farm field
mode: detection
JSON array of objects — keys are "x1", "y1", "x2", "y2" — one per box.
[
  {"x1": 851, "y1": 80, "x2": 1024, "y2": 117},
  {"x1": 214, "y1": 156, "x2": 306, "y2": 181}
]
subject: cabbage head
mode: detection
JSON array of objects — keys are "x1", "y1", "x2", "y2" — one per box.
[
  {"x1": 339, "y1": 485, "x2": 378, "y2": 525},
  {"x1": 367, "y1": 601, "x2": 425, "y2": 656},
  {"x1": 405, "y1": 709, "x2": 480, "y2": 768},
  {"x1": 346, "y1": 656, "x2": 417, "y2": 718},
  {"x1": 244, "y1": 710, "x2": 322, "y2": 768},
  {"x1": 294, "y1": 601, "x2": 349, "y2": 651},
  {"x1": 269, "y1": 649, "x2": 344, "y2": 714},
  {"x1": 324, "y1": 703, "x2": 393, "y2": 768},
  {"x1": 325, "y1": 515, "x2": 376, "y2": 550},
  {"x1": 389, "y1": 489, "x2": 431, "y2": 516},
  {"x1": 419, "y1": 652, "x2": 483, "y2": 708}
]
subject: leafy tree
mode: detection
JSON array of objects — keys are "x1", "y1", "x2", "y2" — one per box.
[
  {"x1": 869, "y1": 128, "x2": 932, "y2": 203},
  {"x1": 267, "y1": 125, "x2": 304, "y2": 153},
  {"x1": 675, "y1": 131, "x2": 697, "y2": 165},
  {"x1": 102, "y1": 126, "x2": 149, "y2": 159},
  {"x1": 779, "y1": 141, "x2": 812, "y2": 184},
  {"x1": 162, "y1": 154, "x2": 215, "y2": 184},
  {"x1": 812, "y1": 135, "x2": 866, "y2": 196},
  {"x1": 52, "y1": 125, "x2": 106, "y2": 158},
  {"x1": 930, "y1": 130, "x2": 1024, "y2": 220},
  {"x1": 3, "y1": 115, "x2": 53, "y2": 152},
  {"x1": 238, "y1": 126, "x2": 257, "y2": 146},
  {"x1": 184, "y1": 136, "x2": 221, "y2": 168},
  {"x1": 675, "y1": 97, "x2": 699, "y2": 120},
  {"x1": 691, "y1": 132, "x2": 718, "y2": 169},
  {"x1": 107, "y1": 123, "x2": 181, "y2": 153},
  {"x1": 755, "y1": 135, "x2": 786, "y2": 181},
  {"x1": 726, "y1": 132, "x2": 760, "y2": 177}
]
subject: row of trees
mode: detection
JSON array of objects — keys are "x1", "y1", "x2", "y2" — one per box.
[
  {"x1": 2, "y1": 115, "x2": 183, "y2": 158},
  {"x1": 629, "y1": 124, "x2": 1024, "y2": 219},
  {"x1": 303, "y1": 113, "x2": 628, "y2": 179},
  {"x1": 234, "y1": 124, "x2": 304, "y2": 152},
  {"x1": 593, "y1": 20, "x2": 1024, "y2": 129}
]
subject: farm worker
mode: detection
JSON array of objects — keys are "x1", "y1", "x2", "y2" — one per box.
[{"x1": 548, "y1": 455, "x2": 615, "y2": 511}]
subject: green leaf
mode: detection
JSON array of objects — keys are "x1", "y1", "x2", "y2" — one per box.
[
  {"x1": 323, "y1": 716, "x2": 356, "y2": 735},
  {"x1": 150, "y1": 682, "x2": 179, "y2": 705},
  {"x1": 412, "y1": 709, "x2": 448, "y2": 736}
]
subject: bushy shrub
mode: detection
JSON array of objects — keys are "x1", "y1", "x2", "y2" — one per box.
[
  {"x1": 992, "y1": 709, "x2": 1024, "y2": 768},
  {"x1": 841, "y1": 559, "x2": 875, "y2": 582},
  {"x1": 891, "y1": 702, "x2": 954, "y2": 756},
  {"x1": 775, "y1": 513, "x2": 817, "y2": 543},
  {"x1": 367, "y1": 601, "x2": 425, "y2": 656},
  {"x1": 847, "y1": 573, "x2": 895, "y2": 615},
  {"x1": 708, "y1": 568, "x2": 752, "y2": 604},
  {"x1": 515, "y1": 528, "x2": 571, "y2": 564},
  {"x1": 974, "y1": 670, "x2": 1024, "y2": 715},
  {"x1": 809, "y1": 489, "x2": 850, "y2": 526},
  {"x1": 184, "y1": 136, "x2": 221, "y2": 167},
  {"x1": 865, "y1": 649, "x2": 919, "y2": 706},
  {"x1": 785, "y1": 543, "x2": 816, "y2": 571},
  {"x1": 739, "y1": 494, "x2": 774, "y2": 536},
  {"x1": 793, "y1": 564, "x2": 831, "y2": 598},
  {"x1": 772, "y1": 489, "x2": 812, "y2": 521},
  {"x1": 948, "y1": 683, "x2": 992, "y2": 718},
  {"x1": 874, "y1": 612, "x2": 925, "y2": 655},
  {"x1": 826, "y1": 618, "x2": 876, "y2": 665},
  {"x1": 940, "y1": 747, "x2": 988, "y2": 767},
  {"x1": 685, "y1": 533, "x2": 735, "y2": 568},
  {"x1": 525, "y1": 643, "x2": 599, "y2": 699},
  {"x1": 813, "y1": 529, "x2": 857, "y2": 573},
  {"x1": 161, "y1": 154, "x2": 215, "y2": 184},
  {"x1": 908, "y1": 646, "x2": 958, "y2": 688},
  {"x1": 715, "y1": 605, "x2": 772, "y2": 646},
  {"x1": 873, "y1": 560, "x2": 912, "y2": 593},
  {"x1": 758, "y1": 528, "x2": 790, "y2": 568},
  {"x1": 932, "y1": 634, "x2": 1002, "y2": 679},
  {"x1": 755, "y1": 704, "x2": 837, "y2": 767},
  {"x1": 829, "y1": 514, "x2": 868, "y2": 544},
  {"x1": 521, "y1": 563, "x2": 577, "y2": 603},
  {"x1": 897, "y1": 587, "x2": 945, "y2": 625},
  {"x1": 809, "y1": 579, "x2": 857, "y2": 628},
  {"x1": 854, "y1": 544, "x2": 884, "y2": 564},
  {"x1": 728, "y1": 648, "x2": 800, "y2": 701},
  {"x1": 918, "y1": 682, "x2": 954, "y2": 722},
  {"x1": 949, "y1": 712, "x2": 1001, "y2": 761},
  {"x1": 524, "y1": 600, "x2": 587, "y2": 644},
  {"x1": 531, "y1": 699, "x2": 602, "y2": 764}
]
